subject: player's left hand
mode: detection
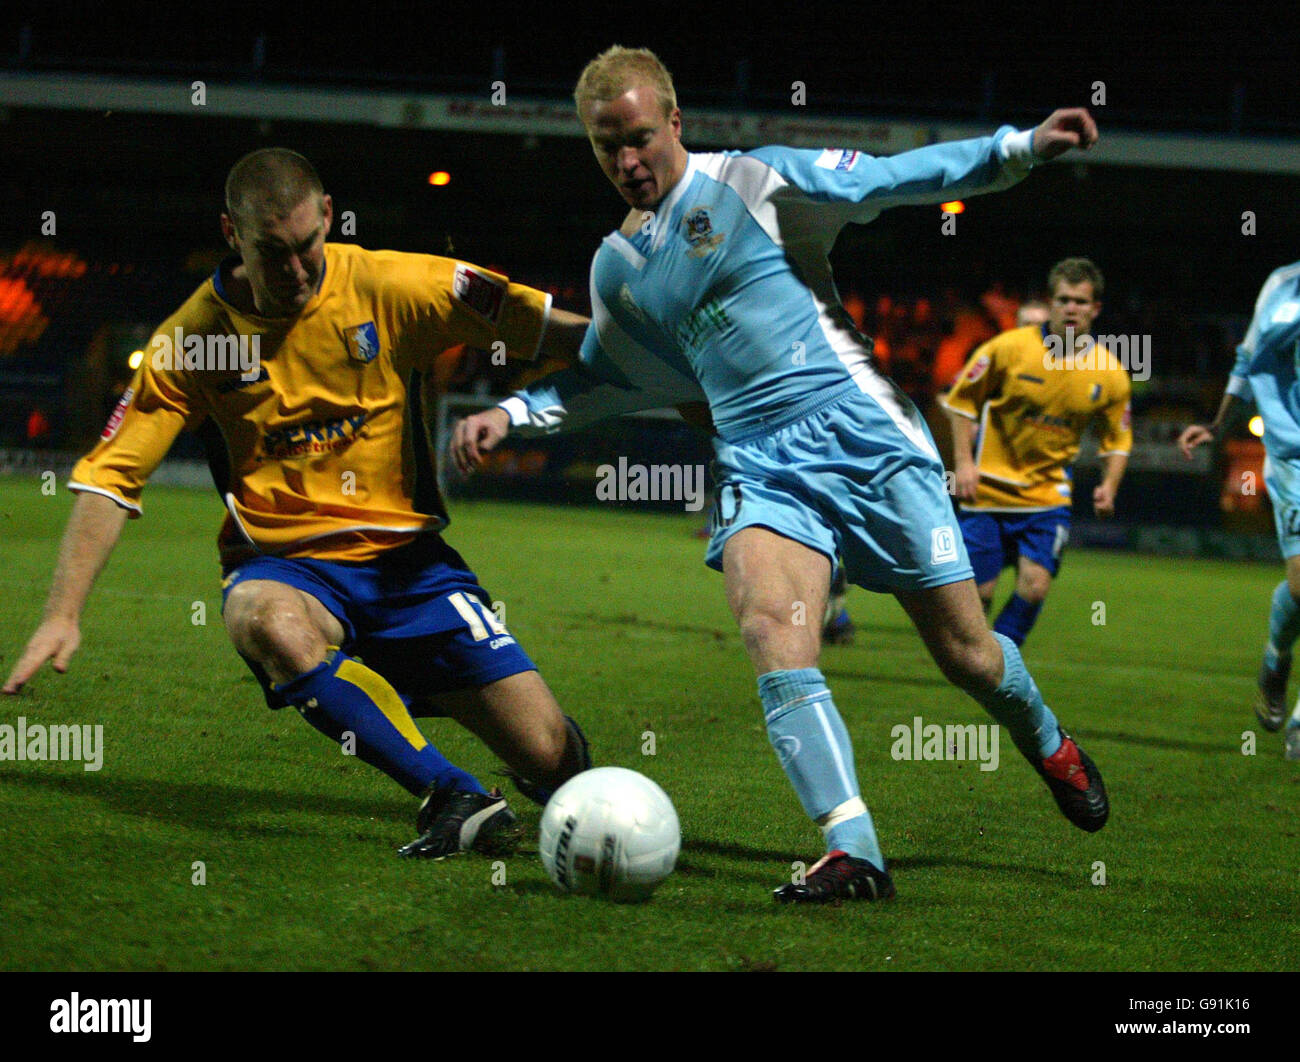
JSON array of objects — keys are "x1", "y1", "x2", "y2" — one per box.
[
  {"x1": 1093, "y1": 483, "x2": 1116, "y2": 518},
  {"x1": 451, "y1": 407, "x2": 511, "y2": 475},
  {"x1": 1032, "y1": 108, "x2": 1099, "y2": 160},
  {"x1": 1177, "y1": 423, "x2": 1215, "y2": 457}
]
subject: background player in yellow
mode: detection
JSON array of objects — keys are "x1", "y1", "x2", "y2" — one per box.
[
  {"x1": 3, "y1": 148, "x2": 593, "y2": 858},
  {"x1": 943, "y1": 258, "x2": 1131, "y2": 645}
]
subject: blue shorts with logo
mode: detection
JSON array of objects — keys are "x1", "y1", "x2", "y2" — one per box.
[
  {"x1": 220, "y1": 534, "x2": 536, "y2": 710},
  {"x1": 1264, "y1": 454, "x2": 1300, "y2": 558},
  {"x1": 705, "y1": 381, "x2": 973, "y2": 593},
  {"x1": 958, "y1": 507, "x2": 1072, "y2": 584}
]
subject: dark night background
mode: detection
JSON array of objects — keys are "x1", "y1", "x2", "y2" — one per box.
[{"x1": 1, "y1": 0, "x2": 1298, "y2": 466}]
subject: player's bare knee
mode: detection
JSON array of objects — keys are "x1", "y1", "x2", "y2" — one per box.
[
  {"x1": 738, "y1": 608, "x2": 814, "y2": 670},
  {"x1": 1018, "y1": 572, "x2": 1052, "y2": 604},
  {"x1": 224, "y1": 584, "x2": 325, "y2": 676},
  {"x1": 1286, "y1": 564, "x2": 1300, "y2": 601}
]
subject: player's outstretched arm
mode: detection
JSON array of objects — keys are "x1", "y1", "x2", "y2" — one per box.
[
  {"x1": 1031, "y1": 108, "x2": 1099, "y2": 160},
  {"x1": 536, "y1": 308, "x2": 591, "y2": 367},
  {"x1": 1178, "y1": 392, "x2": 1245, "y2": 458},
  {"x1": 3, "y1": 492, "x2": 129, "y2": 694}
]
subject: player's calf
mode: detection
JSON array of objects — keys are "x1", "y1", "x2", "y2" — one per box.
[{"x1": 507, "y1": 715, "x2": 593, "y2": 807}]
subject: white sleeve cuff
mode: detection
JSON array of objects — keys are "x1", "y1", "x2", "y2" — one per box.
[
  {"x1": 1226, "y1": 374, "x2": 1251, "y2": 398},
  {"x1": 498, "y1": 396, "x2": 531, "y2": 427},
  {"x1": 67, "y1": 481, "x2": 142, "y2": 515},
  {"x1": 999, "y1": 127, "x2": 1038, "y2": 167},
  {"x1": 938, "y1": 397, "x2": 979, "y2": 420}
]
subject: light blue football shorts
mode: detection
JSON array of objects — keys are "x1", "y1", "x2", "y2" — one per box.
[
  {"x1": 1264, "y1": 453, "x2": 1300, "y2": 558},
  {"x1": 705, "y1": 380, "x2": 974, "y2": 593}
]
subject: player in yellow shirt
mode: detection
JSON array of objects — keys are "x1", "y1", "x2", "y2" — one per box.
[
  {"x1": 942, "y1": 258, "x2": 1131, "y2": 645},
  {"x1": 3, "y1": 148, "x2": 593, "y2": 858}
]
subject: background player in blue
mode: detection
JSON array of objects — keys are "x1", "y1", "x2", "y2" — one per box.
[
  {"x1": 454, "y1": 46, "x2": 1109, "y2": 902},
  {"x1": 1180, "y1": 260, "x2": 1300, "y2": 760}
]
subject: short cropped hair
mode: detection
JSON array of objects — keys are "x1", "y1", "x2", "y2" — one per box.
[
  {"x1": 574, "y1": 45, "x2": 677, "y2": 120},
  {"x1": 224, "y1": 148, "x2": 324, "y2": 231},
  {"x1": 1047, "y1": 257, "x2": 1104, "y2": 300}
]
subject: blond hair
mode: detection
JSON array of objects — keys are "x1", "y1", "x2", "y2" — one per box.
[{"x1": 574, "y1": 45, "x2": 677, "y2": 120}]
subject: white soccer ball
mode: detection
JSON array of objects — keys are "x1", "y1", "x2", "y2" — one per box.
[{"x1": 538, "y1": 767, "x2": 680, "y2": 903}]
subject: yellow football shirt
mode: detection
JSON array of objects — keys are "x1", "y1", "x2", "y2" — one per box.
[
  {"x1": 942, "y1": 324, "x2": 1132, "y2": 510},
  {"x1": 71, "y1": 243, "x2": 552, "y2": 564}
]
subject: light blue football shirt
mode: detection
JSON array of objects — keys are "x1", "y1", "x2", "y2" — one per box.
[
  {"x1": 501, "y1": 127, "x2": 1039, "y2": 447},
  {"x1": 1227, "y1": 261, "x2": 1300, "y2": 459}
]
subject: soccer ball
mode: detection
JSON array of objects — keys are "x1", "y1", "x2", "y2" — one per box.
[{"x1": 538, "y1": 767, "x2": 680, "y2": 903}]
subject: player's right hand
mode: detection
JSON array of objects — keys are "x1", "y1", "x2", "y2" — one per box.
[
  {"x1": 2, "y1": 617, "x2": 81, "y2": 694},
  {"x1": 1177, "y1": 423, "x2": 1215, "y2": 458},
  {"x1": 953, "y1": 464, "x2": 980, "y2": 501},
  {"x1": 1032, "y1": 108, "x2": 1099, "y2": 159},
  {"x1": 451, "y1": 408, "x2": 511, "y2": 475}
]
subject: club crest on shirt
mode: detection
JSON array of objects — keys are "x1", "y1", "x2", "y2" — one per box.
[
  {"x1": 683, "y1": 207, "x2": 725, "y2": 258},
  {"x1": 345, "y1": 321, "x2": 380, "y2": 364}
]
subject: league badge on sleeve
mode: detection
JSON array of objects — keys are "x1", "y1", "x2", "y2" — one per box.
[
  {"x1": 966, "y1": 353, "x2": 991, "y2": 383},
  {"x1": 101, "y1": 387, "x2": 135, "y2": 440},
  {"x1": 453, "y1": 264, "x2": 506, "y2": 323},
  {"x1": 345, "y1": 321, "x2": 380, "y2": 364},
  {"x1": 814, "y1": 149, "x2": 861, "y2": 171}
]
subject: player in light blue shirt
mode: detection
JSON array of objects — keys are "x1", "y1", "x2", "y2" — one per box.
[
  {"x1": 1180, "y1": 260, "x2": 1300, "y2": 759},
  {"x1": 455, "y1": 46, "x2": 1110, "y2": 901}
]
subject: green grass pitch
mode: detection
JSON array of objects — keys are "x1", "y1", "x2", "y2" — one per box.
[{"x1": 1, "y1": 476, "x2": 1297, "y2": 971}]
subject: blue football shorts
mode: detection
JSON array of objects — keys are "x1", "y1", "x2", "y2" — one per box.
[
  {"x1": 705, "y1": 381, "x2": 973, "y2": 593},
  {"x1": 220, "y1": 534, "x2": 536, "y2": 710},
  {"x1": 1264, "y1": 453, "x2": 1300, "y2": 559},
  {"x1": 957, "y1": 507, "x2": 1072, "y2": 584}
]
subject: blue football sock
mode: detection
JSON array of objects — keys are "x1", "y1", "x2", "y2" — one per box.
[
  {"x1": 1264, "y1": 581, "x2": 1300, "y2": 671},
  {"x1": 992, "y1": 593, "x2": 1042, "y2": 647},
  {"x1": 758, "y1": 668, "x2": 883, "y2": 867},
  {"x1": 973, "y1": 633, "x2": 1061, "y2": 762},
  {"x1": 276, "y1": 649, "x2": 484, "y2": 797}
]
